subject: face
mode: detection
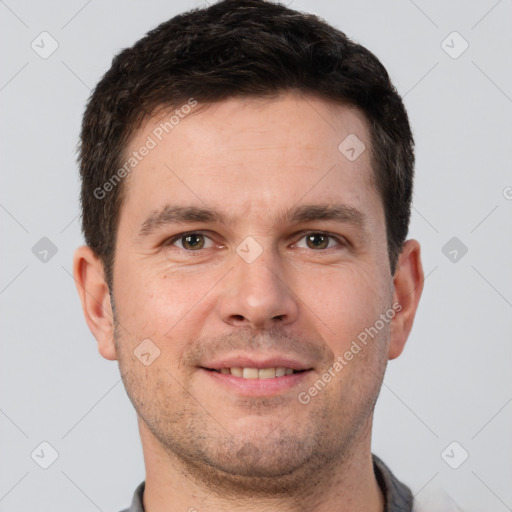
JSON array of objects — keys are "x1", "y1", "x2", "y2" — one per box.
[{"x1": 98, "y1": 93, "x2": 405, "y2": 490}]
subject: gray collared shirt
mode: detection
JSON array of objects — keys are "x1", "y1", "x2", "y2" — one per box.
[{"x1": 121, "y1": 453, "x2": 413, "y2": 512}]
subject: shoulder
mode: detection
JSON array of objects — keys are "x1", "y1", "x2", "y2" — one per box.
[
  {"x1": 119, "y1": 481, "x2": 145, "y2": 512},
  {"x1": 372, "y1": 454, "x2": 414, "y2": 512}
]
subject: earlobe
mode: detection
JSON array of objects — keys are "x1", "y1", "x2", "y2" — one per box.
[
  {"x1": 73, "y1": 246, "x2": 117, "y2": 361},
  {"x1": 388, "y1": 239, "x2": 424, "y2": 360}
]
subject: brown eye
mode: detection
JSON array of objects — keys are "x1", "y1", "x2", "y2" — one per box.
[
  {"x1": 180, "y1": 233, "x2": 205, "y2": 250},
  {"x1": 305, "y1": 233, "x2": 329, "y2": 250},
  {"x1": 166, "y1": 232, "x2": 217, "y2": 252}
]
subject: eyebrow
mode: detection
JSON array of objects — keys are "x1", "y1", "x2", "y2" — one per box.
[{"x1": 137, "y1": 203, "x2": 367, "y2": 238}]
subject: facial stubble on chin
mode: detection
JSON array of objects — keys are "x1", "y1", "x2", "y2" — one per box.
[{"x1": 112, "y1": 311, "x2": 390, "y2": 499}]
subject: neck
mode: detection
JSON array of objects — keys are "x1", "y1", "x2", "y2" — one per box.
[{"x1": 139, "y1": 417, "x2": 385, "y2": 512}]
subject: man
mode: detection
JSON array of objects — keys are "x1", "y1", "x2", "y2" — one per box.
[{"x1": 73, "y1": 0, "x2": 424, "y2": 510}]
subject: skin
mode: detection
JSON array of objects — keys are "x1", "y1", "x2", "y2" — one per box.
[{"x1": 74, "y1": 92, "x2": 424, "y2": 512}]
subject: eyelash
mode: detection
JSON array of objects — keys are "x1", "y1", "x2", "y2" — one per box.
[{"x1": 164, "y1": 231, "x2": 347, "y2": 252}]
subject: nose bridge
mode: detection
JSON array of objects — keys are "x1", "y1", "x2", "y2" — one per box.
[
  {"x1": 242, "y1": 250, "x2": 283, "y2": 303},
  {"x1": 217, "y1": 242, "x2": 299, "y2": 329}
]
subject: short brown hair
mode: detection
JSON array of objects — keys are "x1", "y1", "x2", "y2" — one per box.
[{"x1": 79, "y1": 0, "x2": 415, "y2": 286}]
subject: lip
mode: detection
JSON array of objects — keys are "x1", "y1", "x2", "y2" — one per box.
[{"x1": 200, "y1": 367, "x2": 312, "y2": 396}]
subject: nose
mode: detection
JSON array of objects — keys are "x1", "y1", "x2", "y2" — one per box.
[{"x1": 217, "y1": 247, "x2": 299, "y2": 330}]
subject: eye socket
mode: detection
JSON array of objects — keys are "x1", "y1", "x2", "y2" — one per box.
[
  {"x1": 295, "y1": 232, "x2": 345, "y2": 250},
  {"x1": 168, "y1": 233, "x2": 215, "y2": 251}
]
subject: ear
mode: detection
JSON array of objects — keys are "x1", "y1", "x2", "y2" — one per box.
[
  {"x1": 388, "y1": 239, "x2": 424, "y2": 360},
  {"x1": 73, "y1": 246, "x2": 117, "y2": 360}
]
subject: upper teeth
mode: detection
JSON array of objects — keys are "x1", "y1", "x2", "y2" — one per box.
[{"x1": 219, "y1": 367, "x2": 295, "y2": 379}]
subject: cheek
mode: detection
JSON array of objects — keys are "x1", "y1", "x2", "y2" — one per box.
[
  {"x1": 113, "y1": 265, "x2": 216, "y2": 354},
  {"x1": 296, "y1": 263, "x2": 390, "y2": 352}
]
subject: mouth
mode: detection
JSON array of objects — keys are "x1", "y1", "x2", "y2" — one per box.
[
  {"x1": 198, "y1": 356, "x2": 314, "y2": 396},
  {"x1": 204, "y1": 367, "x2": 306, "y2": 379}
]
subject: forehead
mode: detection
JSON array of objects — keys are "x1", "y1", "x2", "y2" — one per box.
[{"x1": 119, "y1": 93, "x2": 381, "y2": 232}]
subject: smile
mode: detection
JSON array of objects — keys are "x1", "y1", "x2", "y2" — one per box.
[{"x1": 210, "y1": 367, "x2": 303, "y2": 379}]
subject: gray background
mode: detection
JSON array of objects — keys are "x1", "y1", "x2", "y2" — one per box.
[{"x1": 1, "y1": 0, "x2": 511, "y2": 510}]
